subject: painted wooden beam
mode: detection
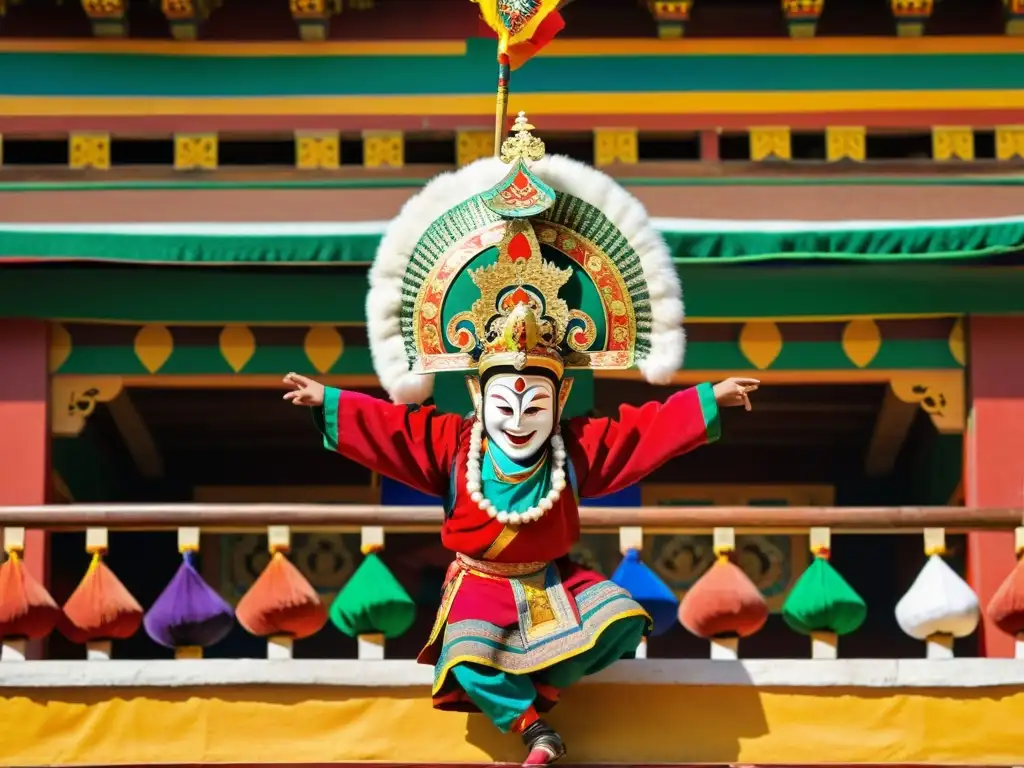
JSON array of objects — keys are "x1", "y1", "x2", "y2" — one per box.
[
  {"x1": 105, "y1": 390, "x2": 165, "y2": 479},
  {"x1": 864, "y1": 385, "x2": 920, "y2": 478},
  {"x1": 48, "y1": 320, "x2": 964, "y2": 378}
]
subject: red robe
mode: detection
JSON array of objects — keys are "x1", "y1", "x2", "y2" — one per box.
[{"x1": 319, "y1": 385, "x2": 720, "y2": 704}]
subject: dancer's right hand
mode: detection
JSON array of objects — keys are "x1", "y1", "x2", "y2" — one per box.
[{"x1": 282, "y1": 372, "x2": 325, "y2": 407}]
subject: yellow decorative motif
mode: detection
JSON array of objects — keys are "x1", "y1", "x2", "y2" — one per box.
[
  {"x1": 781, "y1": 0, "x2": 824, "y2": 37},
  {"x1": 161, "y1": 0, "x2": 214, "y2": 40},
  {"x1": 891, "y1": 0, "x2": 932, "y2": 34},
  {"x1": 594, "y1": 128, "x2": 639, "y2": 167},
  {"x1": 1008, "y1": 0, "x2": 1024, "y2": 34},
  {"x1": 134, "y1": 324, "x2": 174, "y2": 374},
  {"x1": 948, "y1": 318, "x2": 965, "y2": 367},
  {"x1": 175, "y1": 133, "x2": 218, "y2": 170},
  {"x1": 295, "y1": 131, "x2": 340, "y2": 170},
  {"x1": 363, "y1": 131, "x2": 404, "y2": 169},
  {"x1": 891, "y1": 0, "x2": 933, "y2": 17},
  {"x1": 80, "y1": 0, "x2": 127, "y2": 35},
  {"x1": 782, "y1": 0, "x2": 824, "y2": 16},
  {"x1": 750, "y1": 127, "x2": 791, "y2": 161},
  {"x1": 739, "y1": 322, "x2": 783, "y2": 370},
  {"x1": 826, "y1": 126, "x2": 866, "y2": 162},
  {"x1": 889, "y1": 372, "x2": 965, "y2": 434},
  {"x1": 49, "y1": 323, "x2": 72, "y2": 374},
  {"x1": 161, "y1": 0, "x2": 196, "y2": 18},
  {"x1": 304, "y1": 326, "x2": 344, "y2": 374},
  {"x1": 81, "y1": 0, "x2": 126, "y2": 17},
  {"x1": 69, "y1": 133, "x2": 111, "y2": 170},
  {"x1": 647, "y1": 0, "x2": 692, "y2": 38},
  {"x1": 841, "y1": 319, "x2": 881, "y2": 368},
  {"x1": 996, "y1": 126, "x2": 1024, "y2": 160},
  {"x1": 932, "y1": 126, "x2": 974, "y2": 161},
  {"x1": 290, "y1": 0, "x2": 340, "y2": 40},
  {"x1": 522, "y1": 580, "x2": 556, "y2": 626},
  {"x1": 566, "y1": 309, "x2": 598, "y2": 352},
  {"x1": 290, "y1": 0, "x2": 340, "y2": 17},
  {"x1": 420, "y1": 302, "x2": 438, "y2": 321},
  {"x1": 50, "y1": 376, "x2": 125, "y2": 437},
  {"x1": 219, "y1": 325, "x2": 256, "y2": 373},
  {"x1": 456, "y1": 130, "x2": 492, "y2": 167}
]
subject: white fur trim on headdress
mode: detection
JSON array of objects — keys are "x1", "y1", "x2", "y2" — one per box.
[{"x1": 367, "y1": 156, "x2": 685, "y2": 404}]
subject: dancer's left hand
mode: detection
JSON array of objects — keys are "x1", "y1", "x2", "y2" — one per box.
[{"x1": 713, "y1": 377, "x2": 760, "y2": 411}]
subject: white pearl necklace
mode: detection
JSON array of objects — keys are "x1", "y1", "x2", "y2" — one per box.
[{"x1": 465, "y1": 419, "x2": 567, "y2": 526}]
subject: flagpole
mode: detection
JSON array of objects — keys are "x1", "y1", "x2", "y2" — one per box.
[{"x1": 494, "y1": 51, "x2": 511, "y2": 156}]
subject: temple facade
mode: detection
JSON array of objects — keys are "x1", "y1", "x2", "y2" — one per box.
[{"x1": 2, "y1": 0, "x2": 1024, "y2": 765}]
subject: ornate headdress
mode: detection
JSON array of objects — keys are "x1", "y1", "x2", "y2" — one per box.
[{"x1": 367, "y1": 113, "x2": 685, "y2": 404}]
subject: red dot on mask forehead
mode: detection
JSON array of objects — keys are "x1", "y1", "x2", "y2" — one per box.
[{"x1": 514, "y1": 377, "x2": 526, "y2": 393}]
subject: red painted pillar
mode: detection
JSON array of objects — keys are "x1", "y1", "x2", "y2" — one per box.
[
  {"x1": 0, "y1": 320, "x2": 51, "y2": 657},
  {"x1": 965, "y1": 316, "x2": 1022, "y2": 658},
  {"x1": 700, "y1": 129, "x2": 720, "y2": 162}
]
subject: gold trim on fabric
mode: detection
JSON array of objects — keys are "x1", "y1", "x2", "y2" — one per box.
[
  {"x1": 455, "y1": 553, "x2": 547, "y2": 577},
  {"x1": 515, "y1": 568, "x2": 579, "y2": 643},
  {"x1": 425, "y1": 569, "x2": 465, "y2": 648},
  {"x1": 431, "y1": 607, "x2": 651, "y2": 695},
  {"x1": 481, "y1": 526, "x2": 520, "y2": 561}
]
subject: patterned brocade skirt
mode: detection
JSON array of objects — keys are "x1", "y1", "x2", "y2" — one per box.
[{"x1": 418, "y1": 554, "x2": 651, "y2": 712}]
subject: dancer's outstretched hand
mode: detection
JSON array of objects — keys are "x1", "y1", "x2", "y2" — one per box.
[
  {"x1": 712, "y1": 377, "x2": 760, "y2": 411},
  {"x1": 282, "y1": 372, "x2": 325, "y2": 407}
]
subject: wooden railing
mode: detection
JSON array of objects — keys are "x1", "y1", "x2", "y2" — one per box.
[
  {"x1": 1, "y1": 504, "x2": 1022, "y2": 664},
  {"x1": 0, "y1": 503, "x2": 1018, "y2": 530}
]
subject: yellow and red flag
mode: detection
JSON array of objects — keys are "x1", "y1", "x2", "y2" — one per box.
[{"x1": 473, "y1": 0, "x2": 567, "y2": 70}]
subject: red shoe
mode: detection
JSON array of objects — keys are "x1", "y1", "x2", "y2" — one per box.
[{"x1": 521, "y1": 720, "x2": 566, "y2": 766}]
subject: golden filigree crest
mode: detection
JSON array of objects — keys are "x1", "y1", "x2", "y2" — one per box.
[
  {"x1": 500, "y1": 111, "x2": 546, "y2": 164},
  {"x1": 445, "y1": 220, "x2": 573, "y2": 359}
]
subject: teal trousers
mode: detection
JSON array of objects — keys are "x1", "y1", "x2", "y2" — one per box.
[{"x1": 449, "y1": 615, "x2": 646, "y2": 732}]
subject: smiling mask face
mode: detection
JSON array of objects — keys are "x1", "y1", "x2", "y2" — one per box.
[{"x1": 482, "y1": 373, "x2": 556, "y2": 464}]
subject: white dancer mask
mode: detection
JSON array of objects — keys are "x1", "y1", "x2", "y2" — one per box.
[{"x1": 482, "y1": 373, "x2": 556, "y2": 463}]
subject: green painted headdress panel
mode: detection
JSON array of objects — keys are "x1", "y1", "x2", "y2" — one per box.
[{"x1": 368, "y1": 114, "x2": 684, "y2": 404}]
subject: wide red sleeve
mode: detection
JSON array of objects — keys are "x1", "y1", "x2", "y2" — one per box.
[
  {"x1": 566, "y1": 382, "x2": 721, "y2": 499},
  {"x1": 316, "y1": 387, "x2": 463, "y2": 497}
]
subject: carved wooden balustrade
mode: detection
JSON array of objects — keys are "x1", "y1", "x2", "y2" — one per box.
[{"x1": 1, "y1": 504, "x2": 1022, "y2": 664}]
